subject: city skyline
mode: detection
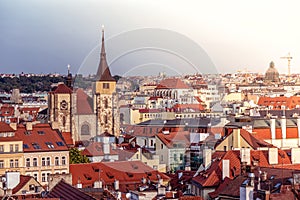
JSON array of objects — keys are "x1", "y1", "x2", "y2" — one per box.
[{"x1": 1, "y1": 0, "x2": 300, "y2": 76}]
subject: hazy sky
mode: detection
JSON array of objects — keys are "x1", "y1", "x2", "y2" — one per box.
[{"x1": 1, "y1": 0, "x2": 300, "y2": 76}]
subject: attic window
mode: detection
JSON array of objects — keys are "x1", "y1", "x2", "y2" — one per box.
[
  {"x1": 126, "y1": 172, "x2": 133, "y2": 178},
  {"x1": 32, "y1": 143, "x2": 41, "y2": 149},
  {"x1": 92, "y1": 166, "x2": 99, "y2": 172},
  {"x1": 106, "y1": 172, "x2": 114, "y2": 179},
  {"x1": 84, "y1": 173, "x2": 92, "y2": 180},
  {"x1": 146, "y1": 172, "x2": 152, "y2": 177},
  {"x1": 24, "y1": 131, "x2": 31, "y2": 135},
  {"x1": 23, "y1": 144, "x2": 29, "y2": 149},
  {"x1": 45, "y1": 142, "x2": 54, "y2": 149},
  {"x1": 56, "y1": 142, "x2": 64, "y2": 146},
  {"x1": 38, "y1": 131, "x2": 45, "y2": 135}
]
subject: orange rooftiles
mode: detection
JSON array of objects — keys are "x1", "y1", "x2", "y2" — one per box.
[
  {"x1": 75, "y1": 88, "x2": 94, "y2": 114},
  {"x1": 70, "y1": 161, "x2": 170, "y2": 192},
  {"x1": 50, "y1": 83, "x2": 72, "y2": 94},
  {"x1": 156, "y1": 78, "x2": 190, "y2": 89},
  {"x1": 15, "y1": 123, "x2": 68, "y2": 152}
]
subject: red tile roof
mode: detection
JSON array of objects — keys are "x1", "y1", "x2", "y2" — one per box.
[
  {"x1": 0, "y1": 104, "x2": 14, "y2": 117},
  {"x1": 75, "y1": 89, "x2": 94, "y2": 114},
  {"x1": 70, "y1": 161, "x2": 170, "y2": 192},
  {"x1": 192, "y1": 148, "x2": 295, "y2": 188},
  {"x1": 156, "y1": 78, "x2": 190, "y2": 89},
  {"x1": 156, "y1": 131, "x2": 190, "y2": 149},
  {"x1": 81, "y1": 142, "x2": 119, "y2": 156},
  {"x1": 239, "y1": 129, "x2": 274, "y2": 149},
  {"x1": 15, "y1": 123, "x2": 68, "y2": 152},
  {"x1": 0, "y1": 121, "x2": 15, "y2": 132},
  {"x1": 12, "y1": 175, "x2": 34, "y2": 194},
  {"x1": 50, "y1": 83, "x2": 72, "y2": 94},
  {"x1": 173, "y1": 104, "x2": 205, "y2": 112},
  {"x1": 61, "y1": 132, "x2": 74, "y2": 146},
  {"x1": 253, "y1": 127, "x2": 299, "y2": 140},
  {"x1": 257, "y1": 96, "x2": 300, "y2": 109}
]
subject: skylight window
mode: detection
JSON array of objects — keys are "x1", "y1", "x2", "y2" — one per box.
[
  {"x1": 24, "y1": 131, "x2": 31, "y2": 135},
  {"x1": 32, "y1": 143, "x2": 41, "y2": 149},
  {"x1": 38, "y1": 131, "x2": 45, "y2": 135},
  {"x1": 56, "y1": 142, "x2": 64, "y2": 146},
  {"x1": 45, "y1": 142, "x2": 54, "y2": 149},
  {"x1": 23, "y1": 144, "x2": 29, "y2": 149}
]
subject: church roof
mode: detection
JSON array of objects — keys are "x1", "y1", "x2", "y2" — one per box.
[
  {"x1": 50, "y1": 83, "x2": 73, "y2": 94},
  {"x1": 75, "y1": 89, "x2": 94, "y2": 114},
  {"x1": 96, "y1": 29, "x2": 115, "y2": 82}
]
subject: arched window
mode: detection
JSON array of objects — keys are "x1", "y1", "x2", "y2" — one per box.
[
  {"x1": 81, "y1": 124, "x2": 90, "y2": 135},
  {"x1": 33, "y1": 158, "x2": 37, "y2": 167},
  {"x1": 62, "y1": 156, "x2": 66, "y2": 165},
  {"x1": 55, "y1": 157, "x2": 59, "y2": 166}
]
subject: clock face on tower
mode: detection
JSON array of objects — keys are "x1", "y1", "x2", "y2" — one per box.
[{"x1": 60, "y1": 100, "x2": 68, "y2": 110}]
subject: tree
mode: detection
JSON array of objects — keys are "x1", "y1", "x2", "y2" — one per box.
[{"x1": 69, "y1": 148, "x2": 90, "y2": 164}]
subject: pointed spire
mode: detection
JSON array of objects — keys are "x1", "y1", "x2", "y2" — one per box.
[{"x1": 96, "y1": 26, "x2": 115, "y2": 81}]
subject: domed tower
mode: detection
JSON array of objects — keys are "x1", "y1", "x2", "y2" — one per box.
[{"x1": 265, "y1": 61, "x2": 280, "y2": 83}]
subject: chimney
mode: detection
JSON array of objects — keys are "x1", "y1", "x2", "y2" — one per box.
[
  {"x1": 240, "y1": 148, "x2": 251, "y2": 165},
  {"x1": 114, "y1": 179, "x2": 119, "y2": 190},
  {"x1": 203, "y1": 148, "x2": 212, "y2": 168},
  {"x1": 233, "y1": 129, "x2": 241, "y2": 149},
  {"x1": 281, "y1": 117, "x2": 286, "y2": 148},
  {"x1": 76, "y1": 178, "x2": 82, "y2": 188},
  {"x1": 103, "y1": 138, "x2": 110, "y2": 155},
  {"x1": 297, "y1": 118, "x2": 300, "y2": 146},
  {"x1": 291, "y1": 148, "x2": 300, "y2": 164},
  {"x1": 270, "y1": 118, "x2": 276, "y2": 143},
  {"x1": 26, "y1": 122, "x2": 33, "y2": 131},
  {"x1": 51, "y1": 122, "x2": 59, "y2": 130},
  {"x1": 5, "y1": 171, "x2": 20, "y2": 190},
  {"x1": 268, "y1": 148, "x2": 278, "y2": 165},
  {"x1": 222, "y1": 159, "x2": 230, "y2": 180}
]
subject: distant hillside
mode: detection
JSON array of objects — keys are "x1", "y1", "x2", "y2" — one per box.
[{"x1": 0, "y1": 75, "x2": 66, "y2": 93}]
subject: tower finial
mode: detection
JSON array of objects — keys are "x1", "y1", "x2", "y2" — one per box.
[{"x1": 67, "y1": 64, "x2": 70, "y2": 74}]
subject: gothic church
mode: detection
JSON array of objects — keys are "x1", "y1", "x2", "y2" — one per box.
[{"x1": 48, "y1": 29, "x2": 119, "y2": 143}]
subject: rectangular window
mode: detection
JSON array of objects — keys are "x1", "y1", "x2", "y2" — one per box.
[
  {"x1": 10, "y1": 144, "x2": 13, "y2": 152},
  {"x1": 33, "y1": 174, "x2": 38, "y2": 180},
  {"x1": 0, "y1": 145, "x2": 4, "y2": 152},
  {"x1": 103, "y1": 83, "x2": 110, "y2": 89},
  {"x1": 174, "y1": 154, "x2": 178, "y2": 161},
  {"x1": 42, "y1": 173, "x2": 46, "y2": 182},
  {"x1": 15, "y1": 144, "x2": 19, "y2": 152},
  {"x1": 0, "y1": 160, "x2": 3, "y2": 168},
  {"x1": 47, "y1": 157, "x2": 51, "y2": 166},
  {"x1": 42, "y1": 158, "x2": 46, "y2": 166},
  {"x1": 33, "y1": 158, "x2": 37, "y2": 167},
  {"x1": 10, "y1": 159, "x2": 14, "y2": 168},
  {"x1": 62, "y1": 157, "x2": 66, "y2": 165},
  {"x1": 15, "y1": 159, "x2": 19, "y2": 168}
]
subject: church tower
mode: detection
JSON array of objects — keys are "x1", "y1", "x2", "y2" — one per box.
[{"x1": 94, "y1": 27, "x2": 119, "y2": 136}]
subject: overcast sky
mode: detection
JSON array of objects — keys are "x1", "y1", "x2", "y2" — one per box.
[{"x1": 1, "y1": 0, "x2": 300, "y2": 76}]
